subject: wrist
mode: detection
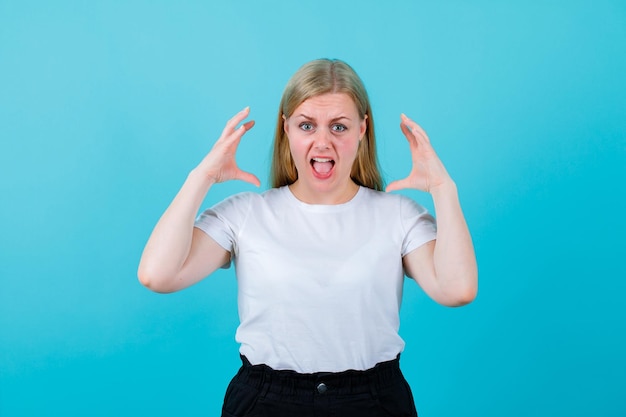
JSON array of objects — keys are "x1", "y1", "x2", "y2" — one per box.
[
  {"x1": 429, "y1": 178, "x2": 457, "y2": 198},
  {"x1": 188, "y1": 167, "x2": 217, "y2": 188}
]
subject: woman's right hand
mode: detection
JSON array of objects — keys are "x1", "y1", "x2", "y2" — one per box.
[
  {"x1": 196, "y1": 106, "x2": 261, "y2": 187},
  {"x1": 138, "y1": 107, "x2": 258, "y2": 292}
]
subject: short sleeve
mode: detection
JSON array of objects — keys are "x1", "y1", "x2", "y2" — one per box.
[
  {"x1": 399, "y1": 196, "x2": 437, "y2": 256},
  {"x1": 194, "y1": 192, "x2": 254, "y2": 266}
]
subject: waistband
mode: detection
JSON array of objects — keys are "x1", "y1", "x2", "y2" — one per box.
[{"x1": 235, "y1": 355, "x2": 404, "y2": 397}]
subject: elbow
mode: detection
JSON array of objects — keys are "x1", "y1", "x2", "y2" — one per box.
[
  {"x1": 137, "y1": 269, "x2": 154, "y2": 290},
  {"x1": 450, "y1": 285, "x2": 477, "y2": 307},
  {"x1": 137, "y1": 266, "x2": 177, "y2": 294},
  {"x1": 440, "y1": 275, "x2": 478, "y2": 307}
]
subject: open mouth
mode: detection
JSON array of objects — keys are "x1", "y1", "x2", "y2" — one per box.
[{"x1": 311, "y1": 157, "x2": 335, "y2": 176}]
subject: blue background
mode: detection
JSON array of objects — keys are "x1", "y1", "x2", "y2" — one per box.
[{"x1": 1, "y1": 0, "x2": 625, "y2": 415}]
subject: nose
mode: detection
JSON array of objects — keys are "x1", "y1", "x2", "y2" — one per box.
[{"x1": 313, "y1": 129, "x2": 331, "y2": 149}]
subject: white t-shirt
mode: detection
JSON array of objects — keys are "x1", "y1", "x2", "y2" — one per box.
[{"x1": 195, "y1": 185, "x2": 436, "y2": 373}]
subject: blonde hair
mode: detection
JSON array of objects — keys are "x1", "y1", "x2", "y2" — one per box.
[{"x1": 270, "y1": 59, "x2": 383, "y2": 190}]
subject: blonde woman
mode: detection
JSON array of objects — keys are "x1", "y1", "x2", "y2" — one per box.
[{"x1": 138, "y1": 59, "x2": 477, "y2": 416}]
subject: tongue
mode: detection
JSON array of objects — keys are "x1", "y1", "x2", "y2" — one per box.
[{"x1": 313, "y1": 161, "x2": 333, "y2": 174}]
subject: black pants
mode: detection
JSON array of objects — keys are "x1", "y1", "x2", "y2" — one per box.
[{"x1": 221, "y1": 355, "x2": 418, "y2": 417}]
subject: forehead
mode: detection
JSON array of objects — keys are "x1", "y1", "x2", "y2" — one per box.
[{"x1": 292, "y1": 93, "x2": 358, "y2": 118}]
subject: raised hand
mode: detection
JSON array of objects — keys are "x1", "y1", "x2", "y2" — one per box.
[
  {"x1": 385, "y1": 114, "x2": 452, "y2": 194},
  {"x1": 197, "y1": 107, "x2": 261, "y2": 187}
]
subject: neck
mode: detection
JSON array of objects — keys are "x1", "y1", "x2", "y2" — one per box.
[{"x1": 288, "y1": 180, "x2": 359, "y2": 205}]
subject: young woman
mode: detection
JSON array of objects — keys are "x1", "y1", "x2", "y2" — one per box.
[{"x1": 138, "y1": 59, "x2": 477, "y2": 416}]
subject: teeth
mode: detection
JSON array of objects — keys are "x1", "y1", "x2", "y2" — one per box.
[{"x1": 312, "y1": 158, "x2": 332, "y2": 162}]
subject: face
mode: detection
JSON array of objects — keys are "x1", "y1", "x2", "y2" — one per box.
[{"x1": 283, "y1": 93, "x2": 367, "y2": 204}]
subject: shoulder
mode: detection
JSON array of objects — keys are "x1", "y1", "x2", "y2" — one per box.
[
  {"x1": 209, "y1": 187, "x2": 286, "y2": 213},
  {"x1": 210, "y1": 191, "x2": 255, "y2": 212},
  {"x1": 214, "y1": 187, "x2": 283, "y2": 205},
  {"x1": 359, "y1": 187, "x2": 429, "y2": 215}
]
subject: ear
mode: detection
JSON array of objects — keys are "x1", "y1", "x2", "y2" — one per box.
[
  {"x1": 282, "y1": 114, "x2": 289, "y2": 134},
  {"x1": 359, "y1": 114, "x2": 368, "y2": 140}
]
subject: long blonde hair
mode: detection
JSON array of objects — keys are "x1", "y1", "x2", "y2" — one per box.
[{"x1": 270, "y1": 59, "x2": 383, "y2": 190}]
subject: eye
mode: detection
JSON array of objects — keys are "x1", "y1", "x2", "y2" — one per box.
[
  {"x1": 299, "y1": 122, "x2": 314, "y2": 131},
  {"x1": 331, "y1": 124, "x2": 347, "y2": 132}
]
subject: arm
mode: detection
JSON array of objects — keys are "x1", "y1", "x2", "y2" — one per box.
[
  {"x1": 137, "y1": 107, "x2": 260, "y2": 293},
  {"x1": 387, "y1": 114, "x2": 478, "y2": 307}
]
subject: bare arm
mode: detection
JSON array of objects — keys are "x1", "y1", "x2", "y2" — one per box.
[
  {"x1": 402, "y1": 181, "x2": 477, "y2": 306},
  {"x1": 137, "y1": 107, "x2": 259, "y2": 293},
  {"x1": 387, "y1": 114, "x2": 478, "y2": 307}
]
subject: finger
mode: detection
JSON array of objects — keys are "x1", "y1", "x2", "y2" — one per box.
[
  {"x1": 399, "y1": 114, "x2": 418, "y2": 147},
  {"x1": 385, "y1": 178, "x2": 412, "y2": 193},
  {"x1": 229, "y1": 119, "x2": 255, "y2": 145},
  {"x1": 401, "y1": 114, "x2": 431, "y2": 144},
  {"x1": 209, "y1": 118, "x2": 255, "y2": 158},
  {"x1": 241, "y1": 120, "x2": 255, "y2": 132},
  {"x1": 217, "y1": 119, "x2": 255, "y2": 150},
  {"x1": 221, "y1": 106, "x2": 251, "y2": 137},
  {"x1": 400, "y1": 119, "x2": 435, "y2": 158},
  {"x1": 234, "y1": 170, "x2": 261, "y2": 187},
  {"x1": 400, "y1": 122, "x2": 417, "y2": 145}
]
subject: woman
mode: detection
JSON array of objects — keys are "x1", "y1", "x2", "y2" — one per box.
[{"x1": 138, "y1": 59, "x2": 477, "y2": 416}]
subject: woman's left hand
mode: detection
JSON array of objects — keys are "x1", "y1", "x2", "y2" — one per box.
[
  {"x1": 386, "y1": 114, "x2": 453, "y2": 193},
  {"x1": 388, "y1": 114, "x2": 478, "y2": 307}
]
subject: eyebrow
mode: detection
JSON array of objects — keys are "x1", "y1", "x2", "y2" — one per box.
[{"x1": 294, "y1": 113, "x2": 352, "y2": 122}]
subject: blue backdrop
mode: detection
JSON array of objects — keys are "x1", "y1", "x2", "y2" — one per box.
[{"x1": 1, "y1": 1, "x2": 625, "y2": 416}]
